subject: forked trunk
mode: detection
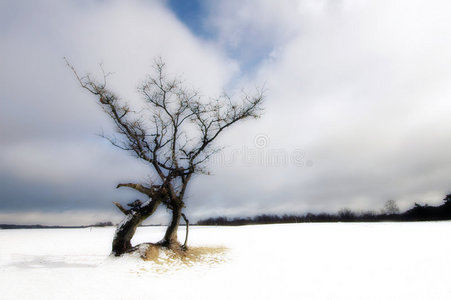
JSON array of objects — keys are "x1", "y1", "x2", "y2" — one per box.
[{"x1": 111, "y1": 199, "x2": 160, "y2": 256}]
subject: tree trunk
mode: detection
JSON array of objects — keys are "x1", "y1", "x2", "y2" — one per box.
[
  {"x1": 161, "y1": 203, "x2": 182, "y2": 249},
  {"x1": 111, "y1": 199, "x2": 160, "y2": 256}
]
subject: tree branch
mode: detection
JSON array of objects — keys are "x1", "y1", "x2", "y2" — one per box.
[
  {"x1": 113, "y1": 201, "x2": 129, "y2": 215},
  {"x1": 116, "y1": 183, "x2": 154, "y2": 196}
]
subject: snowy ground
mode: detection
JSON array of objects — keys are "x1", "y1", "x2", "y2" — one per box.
[{"x1": 1, "y1": 222, "x2": 450, "y2": 299}]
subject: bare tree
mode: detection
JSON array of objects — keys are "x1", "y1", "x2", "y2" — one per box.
[
  {"x1": 67, "y1": 58, "x2": 264, "y2": 255},
  {"x1": 383, "y1": 200, "x2": 400, "y2": 215}
]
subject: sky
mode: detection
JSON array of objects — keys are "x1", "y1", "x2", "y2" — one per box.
[{"x1": 1, "y1": 0, "x2": 451, "y2": 225}]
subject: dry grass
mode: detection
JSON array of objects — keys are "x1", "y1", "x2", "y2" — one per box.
[{"x1": 133, "y1": 243, "x2": 228, "y2": 267}]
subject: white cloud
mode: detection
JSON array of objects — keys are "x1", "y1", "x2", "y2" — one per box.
[
  {"x1": 1, "y1": 0, "x2": 451, "y2": 224},
  {"x1": 192, "y1": 0, "x2": 451, "y2": 214},
  {"x1": 0, "y1": 0, "x2": 238, "y2": 219}
]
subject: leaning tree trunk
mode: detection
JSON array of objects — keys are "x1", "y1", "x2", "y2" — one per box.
[{"x1": 111, "y1": 199, "x2": 161, "y2": 256}]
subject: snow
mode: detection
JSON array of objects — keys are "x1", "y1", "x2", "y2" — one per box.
[
  {"x1": 113, "y1": 213, "x2": 134, "y2": 241},
  {"x1": 1, "y1": 222, "x2": 451, "y2": 299}
]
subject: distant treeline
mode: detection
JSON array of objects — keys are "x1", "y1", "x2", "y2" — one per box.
[
  {"x1": 3, "y1": 195, "x2": 451, "y2": 229},
  {"x1": 0, "y1": 221, "x2": 113, "y2": 230},
  {"x1": 197, "y1": 194, "x2": 451, "y2": 225}
]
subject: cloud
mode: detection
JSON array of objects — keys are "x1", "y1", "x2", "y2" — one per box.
[
  {"x1": 0, "y1": 210, "x2": 119, "y2": 226},
  {"x1": 0, "y1": 0, "x2": 237, "y2": 221},
  {"x1": 1, "y1": 0, "x2": 451, "y2": 224},
  {"x1": 203, "y1": 0, "x2": 300, "y2": 61},
  {"x1": 187, "y1": 0, "x2": 451, "y2": 215}
]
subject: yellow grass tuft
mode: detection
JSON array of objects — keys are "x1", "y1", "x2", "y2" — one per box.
[{"x1": 134, "y1": 243, "x2": 228, "y2": 268}]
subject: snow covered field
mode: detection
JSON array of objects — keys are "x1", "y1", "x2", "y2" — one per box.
[{"x1": 1, "y1": 222, "x2": 450, "y2": 300}]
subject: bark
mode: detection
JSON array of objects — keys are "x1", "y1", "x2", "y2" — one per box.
[
  {"x1": 160, "y1": 203, "x2": 182, "y2": 249},
  {"x1": 111, "y1": 199, "x2": 161, "y2": 256}
]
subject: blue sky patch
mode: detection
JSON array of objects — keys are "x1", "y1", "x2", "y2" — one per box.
[{"x1": 167, "y1": 0, "x2": 211, "y2": 38}]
